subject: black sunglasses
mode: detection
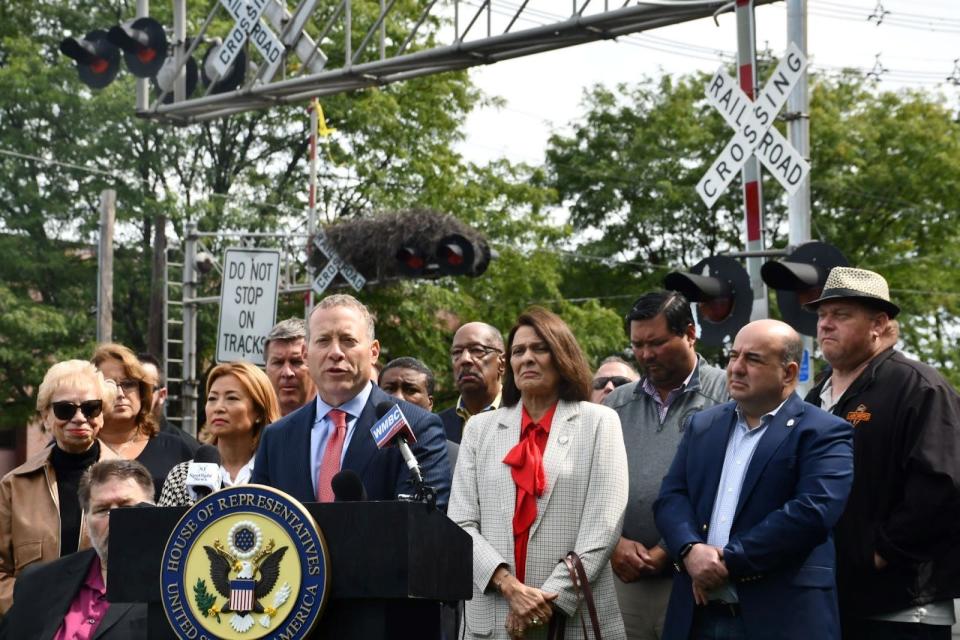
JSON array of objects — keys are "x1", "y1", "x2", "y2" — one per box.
[
  {"x1": 51, "y1": 400, "x2": 103, "y2": 421},
  {"x1": 591, "y1": 376, "x2": 633, "y2": 391}
]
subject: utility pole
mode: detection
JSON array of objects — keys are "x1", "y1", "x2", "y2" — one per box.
[
  {"x1": 97, "y1": 189, "x2": 116, "y2": 343},
  {"x1": 786, "y1": 0, "x2": 815, "y2": 393},
  {"x1": 734, "y1": 0, "x2": 768, "y2": 321}
]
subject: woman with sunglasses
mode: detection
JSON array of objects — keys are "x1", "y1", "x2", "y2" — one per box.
[
  {"x1": 0, "y1": 360, "x2": 120, "y2": 614},
  {"x1": 92, "y1": 343, "x2": 195, "y2": 500},
  {"x1": 159, "y1": 362, "x2": 280, "y2": 506}
]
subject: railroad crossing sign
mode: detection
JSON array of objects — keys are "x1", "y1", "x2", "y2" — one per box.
[
  {"x1": 312, "y1": 231, "x2": 366, "y2": 295},
  {"x1": 697, "y1": 42, "x2": 810, "y2": 208},
  {"x1": 213, "y1": 0, "x2": 284, "y2": 81}
]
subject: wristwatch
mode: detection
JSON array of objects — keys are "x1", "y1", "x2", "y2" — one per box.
[{"x1": 674, "y1": 542, "x2": 697, "y2": 573}]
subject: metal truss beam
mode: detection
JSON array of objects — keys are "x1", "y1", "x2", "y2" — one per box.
[{"x1": 141, "y1": 0, "x2": 779, "y2": 124}]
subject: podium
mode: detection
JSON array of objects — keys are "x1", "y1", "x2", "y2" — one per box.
[{"x1": 108, "y1": 500, "x2": 472, "y2": 639}]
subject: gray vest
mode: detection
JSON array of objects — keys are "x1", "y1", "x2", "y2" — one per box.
[{"x1": 604, "y1": 356, "x2": 728, "y2": 545}]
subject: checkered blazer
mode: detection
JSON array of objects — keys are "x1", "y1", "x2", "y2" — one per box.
[{"x1": 448, "y1": 399, "x2": 628, "y2": 639}]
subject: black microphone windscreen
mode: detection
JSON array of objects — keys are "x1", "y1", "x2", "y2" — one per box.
[
  {"x1": 331, "y1": 470, "x2": 367, "y2": 502},
  {"x1": 375, "y1": 400, "x2": 397, "y2": 420},
  {"x1": 193, "y1": 444, "x2": 221, "y2": 465}
]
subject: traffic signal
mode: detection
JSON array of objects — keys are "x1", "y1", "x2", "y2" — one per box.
[
  {"x1": 106, "y1": 18, "x2": 167, "y2": 78},
  {"x1": 59, "y1": 30, "x2": 121, "y2": 89},
  {"x1": 201, "y1": 43, "x2": 247, "y2": 94},
  {"x1": 59, "y1": 18, "x2": 200, "y2": 99},
  {"x1": 664, "y1": 256, "x2": 753, "y2": 346},
  {"x1": 309, "y1": 210, "x2": 495, "y2": 285},
  {"x1": 435, "y1": 234, "x2": 493, "y2": 277},
  {"x1": 395, "y1": 235, "x2": 493, "y2": 278},
  {"x1": 761, "y1": 242, "x2": 848, "y2": 336}
]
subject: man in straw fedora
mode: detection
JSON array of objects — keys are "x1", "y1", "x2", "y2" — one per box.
[{"x1": 805, "y1": 266, "x2": 960, "y2": 640}]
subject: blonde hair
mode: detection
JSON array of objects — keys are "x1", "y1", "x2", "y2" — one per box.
[
  {"x1": 204, "y1": 361, "x2": 281, "y2": 449},
  {"x1": 36, "y1": 360, "x2": 116, "y2": 429},
  {"x1": 91, "y1": 343, "x2": 159, "y2": 437}
]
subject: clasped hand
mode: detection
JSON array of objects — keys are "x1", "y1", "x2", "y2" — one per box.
[
  {"x1": 611, "y1": 537, "x2": 668, "y2": 582},
  {"x1": 500, "y1": 576, "x2": 557, "y2": 638},
  {"x1": 683, "y1": 544, "x2": 728, "y2": 605}
]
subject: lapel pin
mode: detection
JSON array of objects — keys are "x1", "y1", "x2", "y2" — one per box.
[
  {"x1": 558, "y1": 435, "x2": 569, "y2": 445},
  {"x1": 786, "y1": 418, "x2": 796, "y2": 427}
]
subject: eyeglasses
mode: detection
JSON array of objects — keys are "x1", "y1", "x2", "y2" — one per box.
[
  {"x1": 51, "y1": 400, "x2": 103, "y2": 421},
  {"x1": 450, "y1": 345, "x2": 502, "y2": 362},
  {"x1": 108, "y1": 379, "x2": 140, "y2": 395},
  {"x1": 591, "y1": 376, "x2": 633, "y2": 391}
]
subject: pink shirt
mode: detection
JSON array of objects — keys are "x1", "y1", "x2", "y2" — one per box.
[{"x1": 54, "y1": 555, "x2": 111, "y2": 640}]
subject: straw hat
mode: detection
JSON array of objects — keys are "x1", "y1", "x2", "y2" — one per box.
[{"x1": 804, "y1": 267, "x2": 900, "y2": 318}]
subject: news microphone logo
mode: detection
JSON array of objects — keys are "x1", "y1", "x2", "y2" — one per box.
[{"x1": 370, "y1": 403, "x2": 417, "y2": 449}]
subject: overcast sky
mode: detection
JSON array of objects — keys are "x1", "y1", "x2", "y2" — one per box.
[{"x1": 455, "y1": 0, "x2": 960, "y2": 166}]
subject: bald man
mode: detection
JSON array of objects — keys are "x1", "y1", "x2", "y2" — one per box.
[{"x1": 655, "y1": 320, "x2": 854, "y2": 640}]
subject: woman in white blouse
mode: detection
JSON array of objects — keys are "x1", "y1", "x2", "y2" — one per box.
[{"x1": 159, "y1": 362, "x2": 280, "y2": 506}]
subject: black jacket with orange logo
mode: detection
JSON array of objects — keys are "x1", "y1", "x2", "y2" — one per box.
[{"x1": 806, "y1": 347, "x2": 960, "y2": 618}]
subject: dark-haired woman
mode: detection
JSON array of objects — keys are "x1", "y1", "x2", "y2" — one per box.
[
  {"x1": 449, "y1": 307, "x2": 629, "y2": 639},
  {"x1": 159, "y1": 362, "x2": 280, "y2": 506}
]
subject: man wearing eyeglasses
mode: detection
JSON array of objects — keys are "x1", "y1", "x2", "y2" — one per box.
[
  {"x1": 603, "y1": 291, "x2": 729, "y2": 640},
  {"x1": 590, "y1": 356, "x2": 639, "y2": 404},
  {"x1": 437, "y1": 322, "x2": 505, "y2": 443}
]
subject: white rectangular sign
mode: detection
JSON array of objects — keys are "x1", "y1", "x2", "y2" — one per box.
[{"x1": 216, "y1": 247, "x2": 280, "y2": 365}]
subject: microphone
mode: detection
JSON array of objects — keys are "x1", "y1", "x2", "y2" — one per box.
[
  {"x1": 371, "y1": 401, "x2": 423, "y2": 486},
  {"x1": 331, "y1": 470, "x2": 367, "y2": 502},
  {"x1": 185, "y1": 445, "x2": 222, "y2": 501}
]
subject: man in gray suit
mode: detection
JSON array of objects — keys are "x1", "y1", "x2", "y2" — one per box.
[{"x1": 604, "y1": 291, "x2": 728, "y2": 640}]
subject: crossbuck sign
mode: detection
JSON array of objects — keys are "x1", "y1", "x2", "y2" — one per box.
[
  {"x1": 212, "y1": 0, "x2": 284, "y2": 81},
  {"x1": 697, "y1": 42, "x2": 810, "y2": 208},
  {"x1": 312, "y1": 231, "x2": 366, "y2": 295}
]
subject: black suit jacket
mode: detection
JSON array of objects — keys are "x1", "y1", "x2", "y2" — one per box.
[
  {"x1": 438, "y1": 407, "x2": 464, "y2": 444},
  {"x1": 252, "y1": 385, "x2": 453, "y2": 509},
  {"x1": 0, "y1": 549, "x2": 146, "y2": 640}
]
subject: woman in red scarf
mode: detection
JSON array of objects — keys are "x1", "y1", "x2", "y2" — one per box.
[{"x1": 449, "y1": 307, "x2": 629, "y2": 639}]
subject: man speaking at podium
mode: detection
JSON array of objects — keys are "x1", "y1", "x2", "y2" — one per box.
[{"x1": 252, "y1": 294, "x2": 452, "y2": 508}]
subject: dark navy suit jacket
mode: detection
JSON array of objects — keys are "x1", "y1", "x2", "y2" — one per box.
[
  {"x1": 0, "y1": 549, "x2": 146, "y2": 639},
  {"x1": 653, "y1": 393, "x2": 853, "y2": 640},
  {"x1": 437, "y1": 406, "x2": 463, "y2": 443},
  {"x1": 251, "y1": 385, "x2": 452, "y2": 509}
]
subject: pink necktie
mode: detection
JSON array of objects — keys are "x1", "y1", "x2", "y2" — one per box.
[{"x1": 317, "y1": 409, "x2": 347, "y2": 502}]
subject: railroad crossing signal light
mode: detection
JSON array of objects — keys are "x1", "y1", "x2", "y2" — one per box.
[
  {"x1": 664, "y1": 255, "x2": 753, "y2": 347},
  {"x1": 201, "y1": 43, "x2": 247, "y2": 94},
  {"x1": 106, "y1": 17, "x2": 168, "y2": 78},
  {"x1": 395, "y1": 236, "x2": 493, "y2": 278},
  {"x1": 761, "y1": 242, "x2": 849, "y2": 336},
  {"x1": 59, "y1": 30, "x2": 121, "y2": 89},
  {"x1": 436, "y1": 234, "x2": 492, "y2": 277},
  {"x1": 396, "y1": 245, "x2": 430, "y2": 277}
]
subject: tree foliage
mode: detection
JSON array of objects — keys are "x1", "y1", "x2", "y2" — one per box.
[{"x1": 545, "y1": 70, "x2": 960, "y2": 383}]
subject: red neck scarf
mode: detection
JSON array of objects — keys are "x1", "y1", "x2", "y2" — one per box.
[{"x1": 503, "y1": 401, "x2": 558, "y2": 584}]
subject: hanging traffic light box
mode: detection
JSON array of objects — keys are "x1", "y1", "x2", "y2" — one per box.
[
  {"x1": 59, "y1": 30, "x2": 121, "y2": 89},
  {"x1": 664, "y1": 255, "x2": 753, "y2": 347},
  {"x1": 761, "y1": 242, "x2": 848, "y2": 336},
  {"x1": 310, "y1": 210, "x2": 495, "y2": 287}
]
